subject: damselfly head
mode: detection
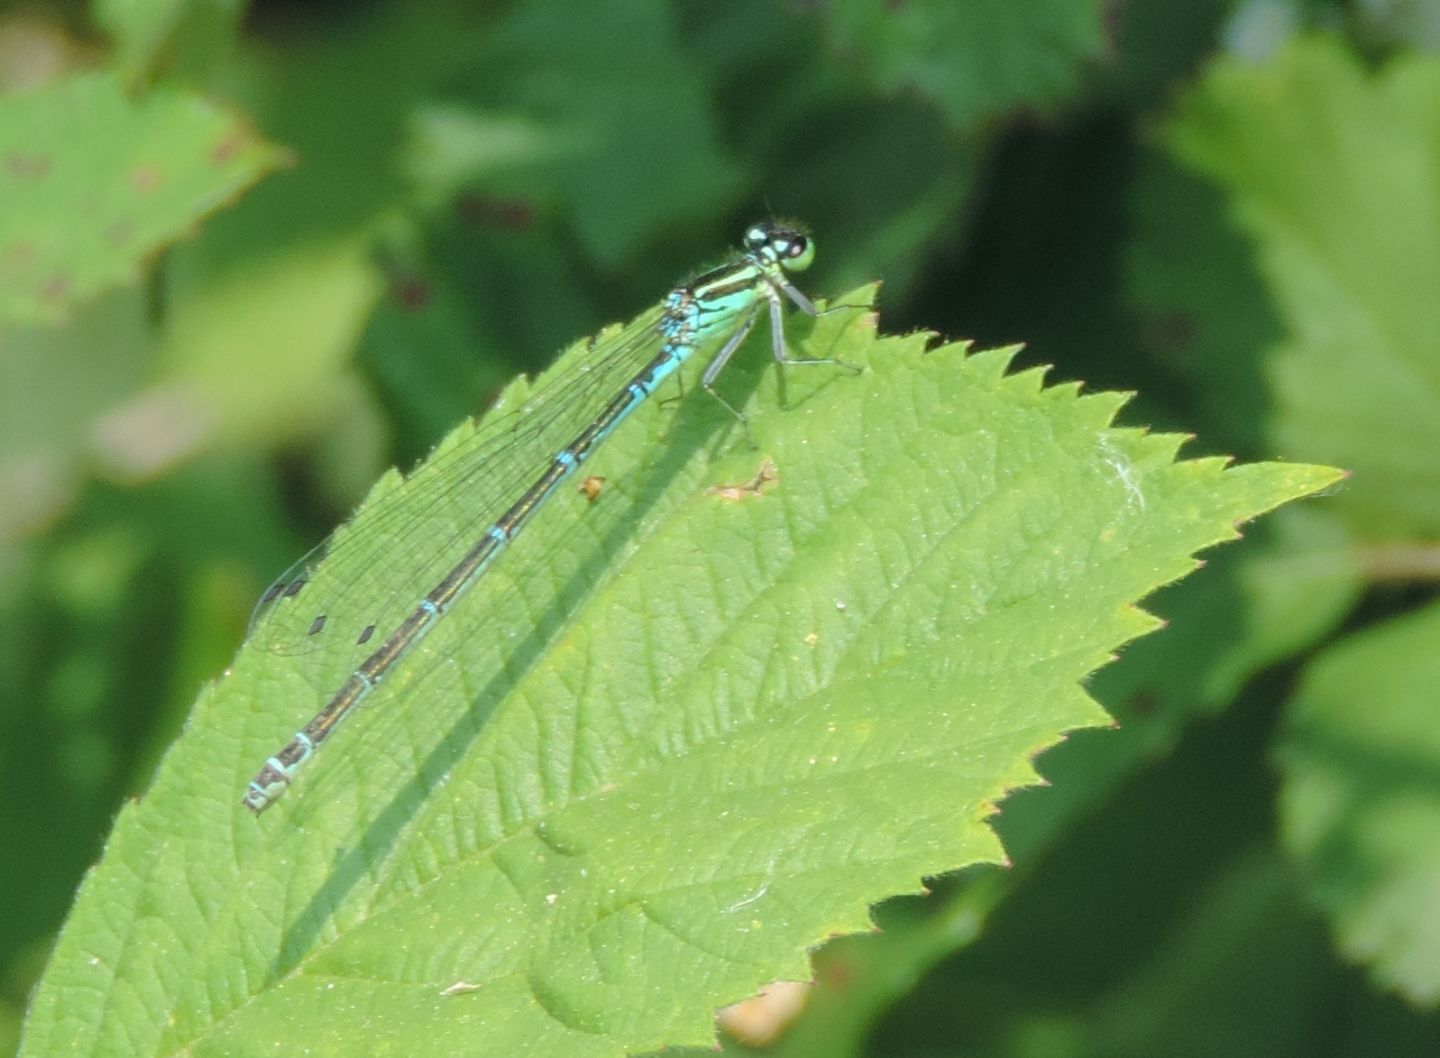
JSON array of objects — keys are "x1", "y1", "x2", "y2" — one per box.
[{"x1": 743, "y1": 220, "x2": 815, "y2": 273}]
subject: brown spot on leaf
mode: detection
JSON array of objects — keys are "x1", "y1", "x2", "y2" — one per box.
[
  {"x1": 392, "y1": 274, "x2": 430, "y2": 310},
  {"x1": 706, "y1": 459, "x2": 779, "y2": 501},
  {"x1": 211, "y1": 129, "x2": 245, "y2": 165},
  {"x1": 5, "y1": 152, "x2": 50, "y2": 179},
  {"x1": 132, "y1": 166, "x2": 162, "y2": 193},
  {"x1": 578, "y1": 475, "x2": 606, "y2": 503},
  {"x1": 456, "y1": 194, "x2": 534, "y2": 230},
  {"x1": 1144, "y1": 310, "x2": 1196, "y2": 354},
  {"x1": 41, "y1": 274, "x2": 70, "y2": 302},
  {"x1": 2, "y1": 241, "x2": 37, "y2": 268}
]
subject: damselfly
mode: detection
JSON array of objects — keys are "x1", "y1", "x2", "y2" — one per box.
[{"x1": 244, "y1": 220, "x2": 850, "y2": 812}]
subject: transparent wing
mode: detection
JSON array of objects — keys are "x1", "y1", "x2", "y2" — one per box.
[{"x1": 247, "y1": 302, "x2": 673, "y2": 694}]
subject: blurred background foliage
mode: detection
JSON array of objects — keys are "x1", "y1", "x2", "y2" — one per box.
[{"x1": 2, "y1": 0, "x2": 1439, "y2": 1054}]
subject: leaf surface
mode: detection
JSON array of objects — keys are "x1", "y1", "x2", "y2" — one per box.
[{"x1": 20, "y1": 289, "x2": 1337, "y2": 1056}]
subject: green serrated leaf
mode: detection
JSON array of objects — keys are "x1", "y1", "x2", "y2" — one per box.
[
  {"x1": 20, "y1": 286, "x2": 1337, "y2": 1056},
  {"x1": 1279, "y1": 598, "x2": 1440, "y2": 1007},
  {"x1": 1166, "y1": 37, "x2": 1440, "y2": 536},
  {"x1": 0, "y1": 72, "x2": 286, "y2": 325}
]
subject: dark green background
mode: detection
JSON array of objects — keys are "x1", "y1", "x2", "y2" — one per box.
[{"x1": 3, "y1": 0, "x2": 1438, "y2": 1054}]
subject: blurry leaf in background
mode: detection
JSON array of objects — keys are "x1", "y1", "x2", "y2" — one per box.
[
  {"x1": 154, "y1": 234, "x2": 384, "y2": 453},
  {"x1": 761, "y1": 93, "x2": 984, "y2": 300},
  {"x1": 400, "y1": 104, "x2": 561, "y2": 211},
  {"x1": 766, "y1": 0, "x2": 1113, "y2": 302},
  {"x1": 1100, "y1": 0, "x2": 1231, "y2": 106},
  {"x1": 1072, "y1": 844, "x2": 1333, "y2": 1057},
  {"x1": 1220, "y1": 0, "x2": 1304, "y2": 63},
  {"x1": 814, "y1": 0, "x2": 1108, "y2": 130},
  {"x1": 1126, "y1": 155, "x2": 1282, "y2": 455},
  {"x1": 1279, "y1": 599, "x2": 1440, "y2": 1007},
  {"x1": 1196, "y1": 504, "x2": 1363, "y2": 697},
  {"x1": 94, "y1": 0, "x2": 247, "y2": 85},
  {"x1": 354, "y1": 220, "x2": 595, "y2": 453},
  {"x1": 1167, "y1": 36, "x2": 1440, "y2": 537},
  {"x1": 1160, "y1": 40, "x2": 1440, "y2": 1010},
  {"x1": 0, "y1": 61, "x2": 296, "y2": 546},
  {"x1": 150, "y1": 7, "x2": 483, "y2": 468},
  {"x1": 672, "y1": 0, "x2": 982, "y2": 301},
  {"x1": 454, "y1": 0, "x2": 744, "y2": 265},
  {"x1": 143, "y1": 0, "x2": 732, "y2": 478},
  {"x1": 1349, "y1": 0, "x2": 1440, "y2": 50},
  {"x1": 0, "y1": 291, "x2": 150, "y2": 545},
  {"x1": 0, "y1": 71, "x2": 286, "y2": 325}
]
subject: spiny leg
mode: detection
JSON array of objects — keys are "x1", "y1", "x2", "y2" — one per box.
[
  {"x1": 765, "y1": 284, "x2": 861, "y2": 411},
  {"x1": 700, "y1": 303, "x2": 763, "y2": 444}
]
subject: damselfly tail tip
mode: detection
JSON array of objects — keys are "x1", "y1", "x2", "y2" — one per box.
[
  {"x1": 242, "y1": 789, "x2": 273, "y2": 814},
  {"x1": 242, "y1": 766, "x2": 291, "y2": 814}
]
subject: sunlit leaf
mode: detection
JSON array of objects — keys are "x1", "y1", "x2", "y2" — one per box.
[{"x1": 20, "y1": 282, "x2": 1336, "y2": 1055}]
